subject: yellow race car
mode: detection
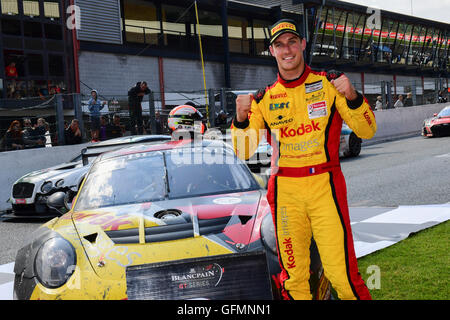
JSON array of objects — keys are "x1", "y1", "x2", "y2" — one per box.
[{"x1": 13, "y1": 139, "x2": 330, "y2": 300}]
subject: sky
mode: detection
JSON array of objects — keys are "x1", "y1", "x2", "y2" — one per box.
[{"x1": 342, "y1": 0, "x2": 450, "y2": 24}]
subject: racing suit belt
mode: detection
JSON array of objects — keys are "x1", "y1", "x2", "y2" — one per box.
[{"x1": 275, "y1": 161, "x2": 341, "y2": 177}]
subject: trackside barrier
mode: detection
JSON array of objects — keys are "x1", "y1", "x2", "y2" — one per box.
[{"x1": 1, "y1": 102, "x2": 449, "y2": 211}]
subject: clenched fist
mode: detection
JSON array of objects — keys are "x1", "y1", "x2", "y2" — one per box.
[
  {"x1": 331, "y1": 74, "x2": 358, "y2": 101},
  {"x1": 236, "y1": 94, "x2": 253, "y2": 122}
]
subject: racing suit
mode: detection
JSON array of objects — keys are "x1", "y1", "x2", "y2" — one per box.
[{"x1": 231, "y1": 65, "x2": 376, "y2": 300}]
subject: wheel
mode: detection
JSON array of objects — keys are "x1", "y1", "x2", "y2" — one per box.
[{"x1": 348, "y1": 132, "x2": 362, "y2": 157}]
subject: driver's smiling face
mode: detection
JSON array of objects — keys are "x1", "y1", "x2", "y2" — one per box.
[{"x1": 269, "y1": 32, "x2": 306, "y2": 78}]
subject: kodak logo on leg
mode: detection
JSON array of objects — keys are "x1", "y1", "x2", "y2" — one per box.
[{"x1": 283, "y1": 238, "x2": 296, "y2": 269}]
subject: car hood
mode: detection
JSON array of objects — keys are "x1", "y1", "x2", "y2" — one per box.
[
  {"x1": 15, "y1": 161, "x2": 84, "y2": 185},
  {"x1": 58, "y1": 190, "x2": 265, "y2": 281},
  {"x1": 45, "y1": 165, "x2": 91, "y2": 187},
  {"x1": 431, "y1": 116, "x2": 450, "y2": 125}
]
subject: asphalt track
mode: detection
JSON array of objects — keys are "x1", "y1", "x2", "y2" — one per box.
[
  {"x1": 0, "y1": 134, "x2": 449, "y2": 299},
  {"x1": 343, "y1": 134, "x2": 450, "y2": 207}
]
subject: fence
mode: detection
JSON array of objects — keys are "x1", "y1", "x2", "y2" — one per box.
[
  {"x1": 353, "y1": 78, "x2": 449, "y2": 109},
  {"x1": 0, "y1": 79, "x2": 448, "y2": 152}
]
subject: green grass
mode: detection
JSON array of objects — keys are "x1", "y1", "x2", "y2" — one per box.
[{"x1": 357, "y1": 220, "x2": 449, "y2": 300}]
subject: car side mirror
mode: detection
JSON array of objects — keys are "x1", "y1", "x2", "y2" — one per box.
[
  {"x1": 47, "y1": 192, "x2": 68, "y2": 215},
  {"x1": 433, "y1": 113, "x2": 438, "y2": 117}
]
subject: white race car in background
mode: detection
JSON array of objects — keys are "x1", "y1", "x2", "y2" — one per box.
[{"x1": 8, "y1": 135, "x2": 171, "y2": 216}]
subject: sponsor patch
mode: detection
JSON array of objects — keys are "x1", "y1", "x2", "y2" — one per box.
[
  {"x1": 305, "y1": 80, "x2": 323, "y2": 94},
  {"x1": 270, "y1": 116, "x2": 294, "y2": 127},
  {"x1": 269, "y1": 102, "x2": 290, "y2": 111},
  {"x1": 308, "y1": 100, "x2": 328, "y2": 119},
  {"x1": 280, "y1": 120, "x2": 321, "y2": 138},
  {"x1": 281, "y1": 151, "x2": 322, "y2": 159},
  {"x1": 270, "y1": 92, "x2": 288, "y2": 99},
  {"x1": 305, "y1": 91, "x2": 325, "y2": 103},
  {"x1": 283, "y1": 237, "x2": 296, "y2": 269},
  {"x1": 271, "y1": 22, "x2": 296, "y2": 37},
  {"x1": 363, "y1": 111, "x2": 373, "y2": 126}
]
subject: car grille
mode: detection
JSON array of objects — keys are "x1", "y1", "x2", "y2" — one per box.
[
  {"x1": 105, "y1": 216, "x2": 231, "y2": 244},
  {"x1": 12, "y1": 182, "x2": 34, "y2": 198},
  {"x1": 432, "y1": 124, "x2": 450, "y2": 136}
]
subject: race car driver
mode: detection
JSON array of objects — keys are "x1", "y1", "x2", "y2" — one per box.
[{"x1": 231, "y1": 19, "x2": 376, "y2": 300}]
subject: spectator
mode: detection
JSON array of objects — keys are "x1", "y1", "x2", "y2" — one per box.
[
  {"x1": 7, "y1": 80, "x2": 16, "y2": 99},
  {"x1": 88, "y1": 89, "x2": 106, "y2": 142},
  {"x1": 5, "y1": 62, "x2": 18, "y2": 78},
  {"x1": 146, "y1": 111, "x2": 163, "y2": 134},
  {"x1": 107, "y1": 115, "x2": 124, "y2": 139},
  {"x1": 404, "y1": 92, "x2": 414, "y2": 107},
  {"x1": 65, "y1": 119, "x2": 82, "y2": 145},
  {"x1": 34, "y1": 118, "x2": 47, "y2": 146},
  {"x1": 375, "y1": 96, "x2": 383, "y2": 110},
  {"x1": 394, "y1": 95, "x2": 404, "y2": 108},
  {"x1": 114, "y1": 114, "x2": 126, "y2": 135},
  {"x1": 99, "y1": 116, "x2": 108, "y2": 141},
  {"x1": 44, "y1": 122, "x2": 52, "y2": 147},
  {"x1": 22, "y1": 118, "x2": 44, "y2": 148},
  {"x1": 438, "y1": 90, "x2": 448, "y2": 103},
  {"x1": 2, "y1": 120, "x2": 25, "y2": 151},
  {"x1": 128, "y1": 81, "x2": 150, "y2": 135}
]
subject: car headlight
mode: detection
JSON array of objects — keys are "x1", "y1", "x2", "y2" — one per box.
[
  {"x1": 41, "y1": 181, "x2": 53, "y2": 194},
  {"x1": 260, "y1": 214, "x2": 277, "y2": 255},
  {"x1": 34, "y1": 238, "x2": 76, "y2": 288},
  {"x1": 55, "y1": 179, "x2": 65, "y2": 188}
]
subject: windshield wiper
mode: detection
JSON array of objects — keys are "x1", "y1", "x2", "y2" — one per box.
[{"x1": 162, "y1": 152, "x2": 170, "y2": 198}]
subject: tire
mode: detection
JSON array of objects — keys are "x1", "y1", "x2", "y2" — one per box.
[{"x1": 348, "y1": 132, "x2": 362, "y2": 157}]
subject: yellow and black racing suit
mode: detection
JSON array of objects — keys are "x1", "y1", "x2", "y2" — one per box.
[{"x1": 231, "y1": 65, "x2": 376, "y2": 300}]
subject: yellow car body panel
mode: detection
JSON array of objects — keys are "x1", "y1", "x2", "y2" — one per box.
[{"x1": 27, "y1": 209, "x2": 235, "y2": 300}]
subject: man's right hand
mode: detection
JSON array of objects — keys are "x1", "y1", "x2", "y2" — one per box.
[{"x1": 235, "y1": 94, "x2": 252, "y2": 122}]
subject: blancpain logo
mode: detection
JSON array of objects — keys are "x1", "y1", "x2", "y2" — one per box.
[
  {"x1": 171, "y1": 263, "x2": 224, "y2": 287},
  {"x1": 171, "y1": 271, "x2": 215, "y2": 281}
]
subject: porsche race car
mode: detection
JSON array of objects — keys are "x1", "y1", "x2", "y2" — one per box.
[
  {"x1": 13, "y1": 139, "x2": 330, "y2": 300},
  {"x1": 422, "y1": 106, "x2": 450, "y2": 137}
]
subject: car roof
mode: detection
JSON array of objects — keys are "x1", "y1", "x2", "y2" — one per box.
[
  {"x1": 96, "y1": 139, "x2": 233, "y2": 163},
  {"x1": 86, "y1": 135, "x2": 171, "y2": 149},
  {"x1": 81, "y1": 135, "x2": 172, "y2": 164}
]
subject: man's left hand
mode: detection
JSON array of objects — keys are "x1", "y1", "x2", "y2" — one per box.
[{"x1": 331, "y1": 74, "x2": 358, "y2": 101}]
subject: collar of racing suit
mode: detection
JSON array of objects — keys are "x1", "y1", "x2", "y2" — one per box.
[{"x1": 276, "y1": 64, "x2": 311, "y2": 88}]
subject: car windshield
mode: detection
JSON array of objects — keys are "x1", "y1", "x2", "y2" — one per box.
[
  {"x1": 438, "y1": 108, "x2": 450, "y2": 117},
  {"x1": 74, "y1": 147, "x2": 259, "y2": 211}
]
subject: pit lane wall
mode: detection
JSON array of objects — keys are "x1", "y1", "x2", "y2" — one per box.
[
  {"x1": 0, "y1": 103, "x2": 449, "y2": 211},
  {"x1": 364, "y1": 102, "x2": 450, "y2": 145},
  {"x1": 0, "y1": 143, "x2": 90, "y2": 212}
]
